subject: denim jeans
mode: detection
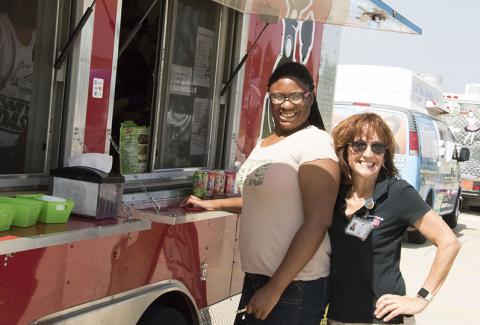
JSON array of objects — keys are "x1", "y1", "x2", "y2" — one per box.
[{"x1": 234, "y1": 273, "x2": 329, "y2": 325}]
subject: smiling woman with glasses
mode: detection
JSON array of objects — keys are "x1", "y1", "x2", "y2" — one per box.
[
  {"x1": 182, "y1": 62, "x2": 340, "y2": 324},
  {"x1": 327, "y1": 113, "x2": 461, "y2": 325}
]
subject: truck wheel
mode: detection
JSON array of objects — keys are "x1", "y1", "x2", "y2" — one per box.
[
  {"x1": 137, "y1": 306, "x2": 189, "y2": 325},
  {"x1": 443, "y1": 195, "x2": 460, "y2": 229},
  {"x1": 407, "y1": 230, "x2": 426, "y2": 244}
]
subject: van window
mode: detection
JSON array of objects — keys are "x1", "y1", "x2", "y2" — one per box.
[
  {"x1": 414, "y1": 113, "x2": 439, "y2": 170},
  {"x1": 435, "y1": 120, "x2": 455, "y2": 161},
  {"x1": 333, "y1": 105, "x2": 407, "y2": 155}
]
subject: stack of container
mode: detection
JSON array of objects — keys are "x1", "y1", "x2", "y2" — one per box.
[{"x1": 0, "y1": 194, "x2": 74, "y2": 232}]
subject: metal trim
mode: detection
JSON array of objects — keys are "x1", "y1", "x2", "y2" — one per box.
[
  {"x1": 206, "y1": 4, "x2": 230, "y2": 168},
  {"x1": 369, "y1": 0, "x2": 422, "y2": 35},
  {"x1": 156, "y1": 0, "x2": 178, "y2": 170},
  {"x1": 62, "y1": 0, "x2": 95, "y2": 162},
  {"x1": 223, "y1": 12, "x2": 248, "y2": 170},
  {"x1": 32, "y1": 279, "x2": 199, "y2": 325},
  {"x1": 150, "y1": 0, "x2": 170, "y2": 170},
  {"x1": 136, "y1": 209, "x2": 237, "y2": 225},
  {"x1": 0, "y1": 176, "x2": 48, "y2": 191},
  {"x1": 104, "y1": 0, "x2": 124, "y2": 153},
  {"x1": 0, "y1": 217, "x2": 151, "y2": 255}
]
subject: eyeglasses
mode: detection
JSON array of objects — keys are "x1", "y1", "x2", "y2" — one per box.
[
  {"x1": 349, "y1": 140, "x2": 388, "y2": 155},
  {"x1": 269, "y1": 92, "x2": 310, "y2": 105}
]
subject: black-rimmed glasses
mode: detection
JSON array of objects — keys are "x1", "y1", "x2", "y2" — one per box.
[{"x1": 269, "y1": 92, "x2": 310, "y2": 105}]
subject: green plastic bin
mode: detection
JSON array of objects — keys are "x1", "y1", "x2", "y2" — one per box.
[
  {"x1": 16, "y1": 194, "x2": 75, "y2": 224},
  {"x1": 0, "y1": 196, "x2": 42, "y2": 227},
  {"x1": 0, "y1": 202, "x2": 16, "y2": 231}
]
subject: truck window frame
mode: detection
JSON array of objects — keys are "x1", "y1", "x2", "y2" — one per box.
[
  {"x1": 121, "y1": 0, "x2": 234, "y2": 195},
  {"x1": 0, "y1": 0, "x2": 71, "y2": 191}
]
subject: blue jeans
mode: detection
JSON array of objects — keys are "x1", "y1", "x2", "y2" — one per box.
[{"x1": 234, "y1": 273, "x2": 329, "y2": 325}]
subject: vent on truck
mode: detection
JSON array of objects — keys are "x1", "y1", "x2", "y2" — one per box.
[
  {"x1": 407, "y1": 112, "x2": 418, "y2": 132},
  {"x1": 407, "y1": 112, "x2": 419, "y2": 156}
]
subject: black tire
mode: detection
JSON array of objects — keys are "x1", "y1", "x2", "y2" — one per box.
[
  {"x1": 137, "y1": 306, "x2": 189, "y2": 325},
  {"x1": 443, "y1": 195, "x2": 460, "y2": 229},
  {"x1": 407, "y1": 229, "x2": 426, "y2": 244}
]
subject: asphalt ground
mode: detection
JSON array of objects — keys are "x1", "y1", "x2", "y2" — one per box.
[{"x1": 401, "y1": 211, "x2": 480, "y2": 324}]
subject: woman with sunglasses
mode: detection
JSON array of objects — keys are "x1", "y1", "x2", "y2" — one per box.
[
  {"x1": 182, "y1": 62, "x2": 340, "y2": 324},
  {"x1": 328, "y1": 113, "x2": 461, "y2": 325}
]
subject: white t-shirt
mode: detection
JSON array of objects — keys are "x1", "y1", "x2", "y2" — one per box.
[
  {"x1": 237, "y1": 126, "x2": 338, "y2": 281},
  {"x1": 0, "y1": 13, "x2": 35, "y2": 147}
]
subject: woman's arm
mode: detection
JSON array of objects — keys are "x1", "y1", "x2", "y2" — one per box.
[
  {"x1": 180, "y1": 195, "x2": 243, "y2": 214},
  {"x1": 246, "y1": 159, "x2": 340, "y2": 320},
  {"x1": 375, "y1": 210, "x2": 461, "y2": 322}
]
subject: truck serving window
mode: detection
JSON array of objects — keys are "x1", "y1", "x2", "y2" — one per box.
[
  {"x1": 112, "y1": 0, "x2": 225, "y2": 178},
  {"x1": 0, "y1": 1, "x2": 69, "y2": 177},
  {"x1": 156, "y1": 0, "x2": 220, "y2": 169}
]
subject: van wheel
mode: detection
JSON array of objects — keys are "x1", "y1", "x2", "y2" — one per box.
[
  {"x1": 137, "y1": 306, "x2": 189, "y2": 325},
  {"x1": 443, "y1": 195, "x2": 460, "y2": 229},
  {"x1": 407, "y1": 230, "x2": 426, "y2": 244}
]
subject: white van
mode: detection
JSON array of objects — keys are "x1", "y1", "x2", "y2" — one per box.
[{"x1": 333, "y1": 66, "x2": 469, "y2": 244}]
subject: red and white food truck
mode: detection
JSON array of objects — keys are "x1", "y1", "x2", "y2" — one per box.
[{"x1": 0, "y1": 1, "x2": 420, "y2": 324}]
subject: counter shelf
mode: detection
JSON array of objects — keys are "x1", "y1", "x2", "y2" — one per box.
[
  {"x1": 0, "y1": 214, "x2": 151, "y2": 255},
  {"x1": 135, "y1": 207, "x2": 237, "y2": 225}
]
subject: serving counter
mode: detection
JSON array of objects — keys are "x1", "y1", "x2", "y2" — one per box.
[{"x1": 0, "y1": 205, "x2": 235, "y2": 255}]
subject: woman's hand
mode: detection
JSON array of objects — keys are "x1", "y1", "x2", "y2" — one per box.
[
  {"x1": 179, "y1": 195, "x2": 243, "y2": 214},
  {"x1": 246, "y1": 281, "x2": 283, "y2": 320},
  {"x1": 375, "y1": 294, "x2": 429, "y2": 322},
  {"x1": 179, "y1": 195, "x2": 217, "y2": 211}
]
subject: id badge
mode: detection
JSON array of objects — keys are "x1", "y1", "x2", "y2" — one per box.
[{"x1": 345, "y1": 216, "x2": 374, "y2": 241}]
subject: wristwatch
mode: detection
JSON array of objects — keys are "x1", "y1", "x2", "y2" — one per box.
[{"x1": 417, "y1": 288, "x2": 434, "y2": 302}]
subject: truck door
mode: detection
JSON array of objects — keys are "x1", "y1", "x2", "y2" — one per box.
[
  {"x1": 434, "y1": 119, "x2": 460, "y2": 214},
  {"x1": 413, "y1": 113, "x2": 441, "y2": 211}
]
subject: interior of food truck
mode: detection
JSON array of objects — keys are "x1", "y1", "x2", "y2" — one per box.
[{"x1": 111, "y1": 0, "x2": 229, "y2": 178}]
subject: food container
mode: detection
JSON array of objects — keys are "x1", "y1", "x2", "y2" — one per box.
[
  {"x1": 206, "y1": 170, "x2": 215, "y2": 198},
  {"x1": 0, "y1": 202, "x2": 16, "y2": 231},
  {"x1": 192, "y1": 170, "x2": 208, "y2": 198},
  {"x1": 49, "y1": 166, "x2": 125, "y2": 219},
  {"x1": 0, "y1": 196, "x2": 41, "y2": 227},
  {"x1": 213, "y1": 170, "x2": 225, "y2": 195},
  {"x1": 225, "y1": 170, "x2": 237, "y2": 196},
  {"x1": 16, "y1": 194, "x2": 75, "y2": 224}
]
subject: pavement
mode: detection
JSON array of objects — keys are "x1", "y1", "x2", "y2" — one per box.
[{"x1": 401, "y1": 211, "x2": 480, "y2": 324}]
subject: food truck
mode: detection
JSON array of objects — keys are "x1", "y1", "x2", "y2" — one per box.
[
  {"x1": 0, "y1": 1, "x2": 421, "y2": 324},
  {"x1": 441, "y1": 87, "x2": 480, "y2": 209}
]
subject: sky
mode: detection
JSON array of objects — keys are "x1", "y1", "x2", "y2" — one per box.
[{"x1": 338, "y1": 0, "x2": 480, "y2": 93}]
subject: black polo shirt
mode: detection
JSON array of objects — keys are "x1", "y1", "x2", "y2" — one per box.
[{"x1": 328, "y1": 177, "x2": 430, "y2": 324}]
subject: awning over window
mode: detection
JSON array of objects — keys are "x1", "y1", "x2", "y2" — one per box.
[{"x1": 211, "y1": 0, "x2": 421, "y2": 35}]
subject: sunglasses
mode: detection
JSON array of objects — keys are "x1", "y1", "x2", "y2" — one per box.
[{"x1": 349, "y1": 140, "x2": 388, "y2": 155}]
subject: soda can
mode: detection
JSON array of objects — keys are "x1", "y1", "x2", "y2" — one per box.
[
  {"x1": 213, "y1": 170, "x2": 225, "y2": 195},
  {"x1": 224, "y1": 170, "x2": 237, "y2": 196},
  {"x1": 206, "y1": 170, "x2": 216, "y2": 198},
  {"x1": 192, "y1": 170, "x2": 208, "y2": 198}
]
